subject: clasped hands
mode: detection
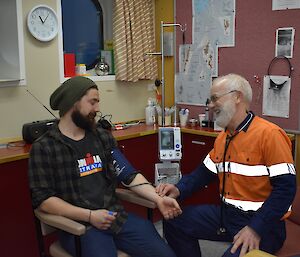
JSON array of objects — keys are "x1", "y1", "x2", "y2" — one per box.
[
  {"x1": 155, "y1": 183, "x2": 182, "y2": 220},
  {"x1": 89, "y1": 183, "x2": 182, "y2": 230}
]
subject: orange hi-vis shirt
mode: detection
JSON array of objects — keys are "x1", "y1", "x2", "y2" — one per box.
[{"x1": 203, "y1": 115, "x2": 296, "y2": 212}]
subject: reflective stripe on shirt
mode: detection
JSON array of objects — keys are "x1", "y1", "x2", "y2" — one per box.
[
  {"x1": 204, "y1": 154, "x2": 294, "y2": 177},
  {"x1": 268, "y1": 163, "x2": 296, "y2": 177},
  {"x1": 222, "y1": 197, "x2": 264, "y2": 211}
]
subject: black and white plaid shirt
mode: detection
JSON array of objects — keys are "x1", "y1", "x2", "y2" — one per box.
[{"x1": 29, "y1": 122, "x2": 127, "y2": 233}]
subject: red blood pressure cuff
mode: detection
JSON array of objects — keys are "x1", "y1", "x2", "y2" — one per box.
[{"x1": 111, "y1": 148, "x2": 139, "y2": 185}]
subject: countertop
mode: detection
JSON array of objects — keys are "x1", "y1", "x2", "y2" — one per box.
[{"x1": 0, "y1": 124, "x2": 218, "y2": 164}]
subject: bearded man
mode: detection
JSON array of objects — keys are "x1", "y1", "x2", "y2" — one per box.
[
  {"x1": 156, "y1": 73, "x2": 296, "y2": 257},
  {"x1": 28, "y1": 76, "x2": 181, "y2": 257}
]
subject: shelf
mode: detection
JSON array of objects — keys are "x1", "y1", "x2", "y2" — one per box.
[{"x1": 63, "y1": 75, "x2": 115, "y2": 82}]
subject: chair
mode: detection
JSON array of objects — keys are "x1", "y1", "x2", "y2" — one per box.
[
  {"x1": 34, "y1": 188, "x2": 157, "y2": 257},
  {"x1": 276, "y1": 186, "x2": 300, "y2": 257},
  {"x1": 244, "y1": 250, "x2": 276, "y2": 257}
]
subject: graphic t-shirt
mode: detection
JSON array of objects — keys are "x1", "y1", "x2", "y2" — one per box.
[{"x1": 63, "y1": 131, "x2": 110, "y2": 208}]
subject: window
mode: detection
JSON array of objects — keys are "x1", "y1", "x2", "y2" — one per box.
[
  {"x1": 58, "y1": 0, "x2": 115, "y2": 81},
  {"x1": 62, "y1": 0, "x2": 103, "y2": 70}
]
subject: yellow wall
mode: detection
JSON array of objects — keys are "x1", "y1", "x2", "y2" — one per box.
[
  {"x1": 0, "y1": 0, "x2": 156, "y2": 141},
  {"x1": 155, "y1": 0, "x2": 175, "y2": 108}
]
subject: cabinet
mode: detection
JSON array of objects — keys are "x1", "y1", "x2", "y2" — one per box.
[
  {"x1": 0, "y1": 159, "x2": 40, "y2": 257},
  {"x1": 118, "y1": 134, "x2": 159, "y2": 183},
  {"x1": 117, "y1": 134, "x2": 162, "y2": 221},
  {"x1": 180, "y1": 132, "x2": 220, "y2": 206},
  {"x1": 117, "y1": 131, "x2": 220, "y2": 219}
]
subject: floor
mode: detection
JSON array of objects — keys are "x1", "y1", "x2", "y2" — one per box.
[{"x1": 154, "y1": 220, "x2": 230, "y2": 257}]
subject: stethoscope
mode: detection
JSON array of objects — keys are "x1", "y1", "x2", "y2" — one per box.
[
  {"x1": 216, "y1": 112, "x2": 253, "y2": 235},
  {"x1": 217, "y1": 133, "x2": 236, "y2": 235}
]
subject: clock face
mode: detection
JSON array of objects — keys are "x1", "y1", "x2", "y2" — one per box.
[{"x1": 27, "y1": 5, "x2": 58, "y2": 42}]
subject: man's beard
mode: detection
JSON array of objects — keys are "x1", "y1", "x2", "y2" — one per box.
[
  {"x1": 215, "y1": 101, "x2": 236, "y2": 128},
  {"x1": 71, "y1": 109, "x2": 96, "y2": 131}
]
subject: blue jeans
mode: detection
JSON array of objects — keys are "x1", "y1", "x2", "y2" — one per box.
[
  {"x1": 59, "y1": 213, "x2": 176, "y2": 257},
  {"x1": 164, "y1": 204, "x2": 285, "y2": 257}
]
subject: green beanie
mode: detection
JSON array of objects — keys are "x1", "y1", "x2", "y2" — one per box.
[{"x1": 50, "y1": 76, "x2": 98, "y2": 116}]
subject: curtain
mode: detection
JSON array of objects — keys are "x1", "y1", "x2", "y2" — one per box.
[{"x1": 113, "y1": 0, "x2": 158, "y2": 82}]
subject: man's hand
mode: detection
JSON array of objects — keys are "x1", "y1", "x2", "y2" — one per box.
[
  {"x1": 89, "y1": 209, "x2": 117, "y2": 230},
  {"x1": 156, "y1": 183, "x2": 180, "y2": 198},
  {"x1": 231, "y1": 226, "x2": 261, "y2": 257},
  {"x1": 156, "y1": 196, "x2": 182, "y2": 220}
]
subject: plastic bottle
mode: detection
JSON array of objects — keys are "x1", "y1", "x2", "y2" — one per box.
[
  {"x1": 205, "y1": 98, "x2": 210, "y2": 121},
  {"x1": 145, "y1": 98, "x2": 156, "y2": 125}
]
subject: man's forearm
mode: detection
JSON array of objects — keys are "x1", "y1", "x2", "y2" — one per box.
[
  {"x1": 39, "y1": 196, "x2": 90, "y2": 223},
  {"x1": 176, "y1": 163, "x2": 216, "y2": 200},
  {"x1": 128, "y1": 173, "x2": 162, "y2": 204}
]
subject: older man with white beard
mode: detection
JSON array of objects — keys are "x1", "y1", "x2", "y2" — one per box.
[{"x1": 156, "y1": 74, "x2": 296, "y2": 257}]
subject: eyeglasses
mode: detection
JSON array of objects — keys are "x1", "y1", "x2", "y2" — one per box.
[{"x1": 209, "y1": 90, "x2": 237, "y2": 104}]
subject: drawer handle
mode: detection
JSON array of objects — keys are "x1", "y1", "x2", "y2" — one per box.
[{"x1": 191, "y1": 140, "x2": 206, "y2": 145}]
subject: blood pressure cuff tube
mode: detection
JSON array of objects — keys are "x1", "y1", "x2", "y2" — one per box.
[{"x1": 111, "y1": 148, "x2": 139, "y2": 185}]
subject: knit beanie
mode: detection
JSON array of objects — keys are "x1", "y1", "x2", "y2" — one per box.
[{"x1": 50, "y1": 76, "x2": 98, "y2": 116}]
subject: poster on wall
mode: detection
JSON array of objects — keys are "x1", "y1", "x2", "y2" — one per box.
[
  {"x1": 175, "y1": 0, "x2": 236, "y2": 106},
  {"x1": 262, "y1": 75, "x2": 291, "y2": 118},
  {"x1": 275, "y1": 27, "x2": 295, "y2": 58},
  {"x1": 272, "y1": 0, "x2": 300, "y2": 10},
  {"x1": 176, "y1": 44, "x2": 212, "y2": 105}
]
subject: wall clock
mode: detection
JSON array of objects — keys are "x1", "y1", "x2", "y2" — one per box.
[{"x1": 27, "y1": 5, "x2": 58, "y2": 42}]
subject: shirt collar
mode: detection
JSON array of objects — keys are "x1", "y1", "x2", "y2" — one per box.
[{"x1": 226, "y1": 111, "x2": 255, "y2": 136}]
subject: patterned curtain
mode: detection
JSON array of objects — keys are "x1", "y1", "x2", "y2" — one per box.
[{"x1": 113, "y1": 0, "x2": 158, "y2": 82}]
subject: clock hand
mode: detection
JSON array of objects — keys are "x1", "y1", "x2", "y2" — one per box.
[
  {"x1": 39, "y1": 15, "x2": 44, "y2": 24},
  {"x1": 44, "y1": 12, "x2": 50, "y2": 23}
]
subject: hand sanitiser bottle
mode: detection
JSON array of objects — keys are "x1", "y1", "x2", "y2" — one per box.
[{"x1": 145, "y1": 98, "x2": 156, "y2": 125}]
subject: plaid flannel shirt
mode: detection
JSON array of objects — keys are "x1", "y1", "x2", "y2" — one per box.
[{"x1": 28, "y1": 122, "x2": 127, "y2": 233}]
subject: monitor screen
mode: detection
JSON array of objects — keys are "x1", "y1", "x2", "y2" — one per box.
[{"x1": 160, "y1": 130, "x2": 174, "y2": 150}]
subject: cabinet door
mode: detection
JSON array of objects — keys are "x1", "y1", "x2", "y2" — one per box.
[
  {"x1": 0, "y1": 159, "x2": 40, "y2": 257},
  {"x1": 180, "y1": 133, "x2": 219, "y2": 206},
  {"x1": 118, "y1": 134, "x2": 159, "y2": 183},
  {"x1": 117, "y1": 134, "x2": 161, "y2": 221}
]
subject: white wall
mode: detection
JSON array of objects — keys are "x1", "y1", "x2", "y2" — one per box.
[{"x1": 0, "y1": 0, "x2": 155, "y2": 141}]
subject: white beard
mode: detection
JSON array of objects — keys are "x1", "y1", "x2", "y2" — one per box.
[{"x1": 215, "y1": 100, "x2": 236, "y2": 128}]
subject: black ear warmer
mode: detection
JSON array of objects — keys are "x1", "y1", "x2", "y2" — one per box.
[{"x1": 267, "y1": 55, "x2": 293, "y2": 91}]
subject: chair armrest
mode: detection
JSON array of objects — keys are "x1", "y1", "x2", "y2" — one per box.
[
  {"x1": 116, "y1": 188, "x2": 157, "y2": 209},
  {"x1": 34, "y1": 209, "x2": 86, "y2": 236}
]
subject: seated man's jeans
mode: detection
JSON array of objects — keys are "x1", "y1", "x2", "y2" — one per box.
[
  {"x1": 164, "y1": 204, "x2": 285, "y2": 257},
  {"x1": 59, "y1": 212, "x2": 175, "y2": 257}
]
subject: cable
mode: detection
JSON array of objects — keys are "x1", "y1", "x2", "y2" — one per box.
[{"x1": 121, "y1": 182, "x2": 152, "y2": 188}]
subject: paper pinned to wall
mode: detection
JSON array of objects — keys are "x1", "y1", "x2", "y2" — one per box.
[
  {"x1": 176, "y1": 44, "x2": 212, "y2": 105},
  {"x1": 275, "y1": 27, "x2": 295, "y2": 58},
  {"x1": 272, "y1": 0, "x2": 300, "y2": 10},
  {"x1": 175, "y1": 0, "x2": 235, "y2": 106},
  {"x1": 262, "y1": 75, "x2": 291, "y2": 118}
]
